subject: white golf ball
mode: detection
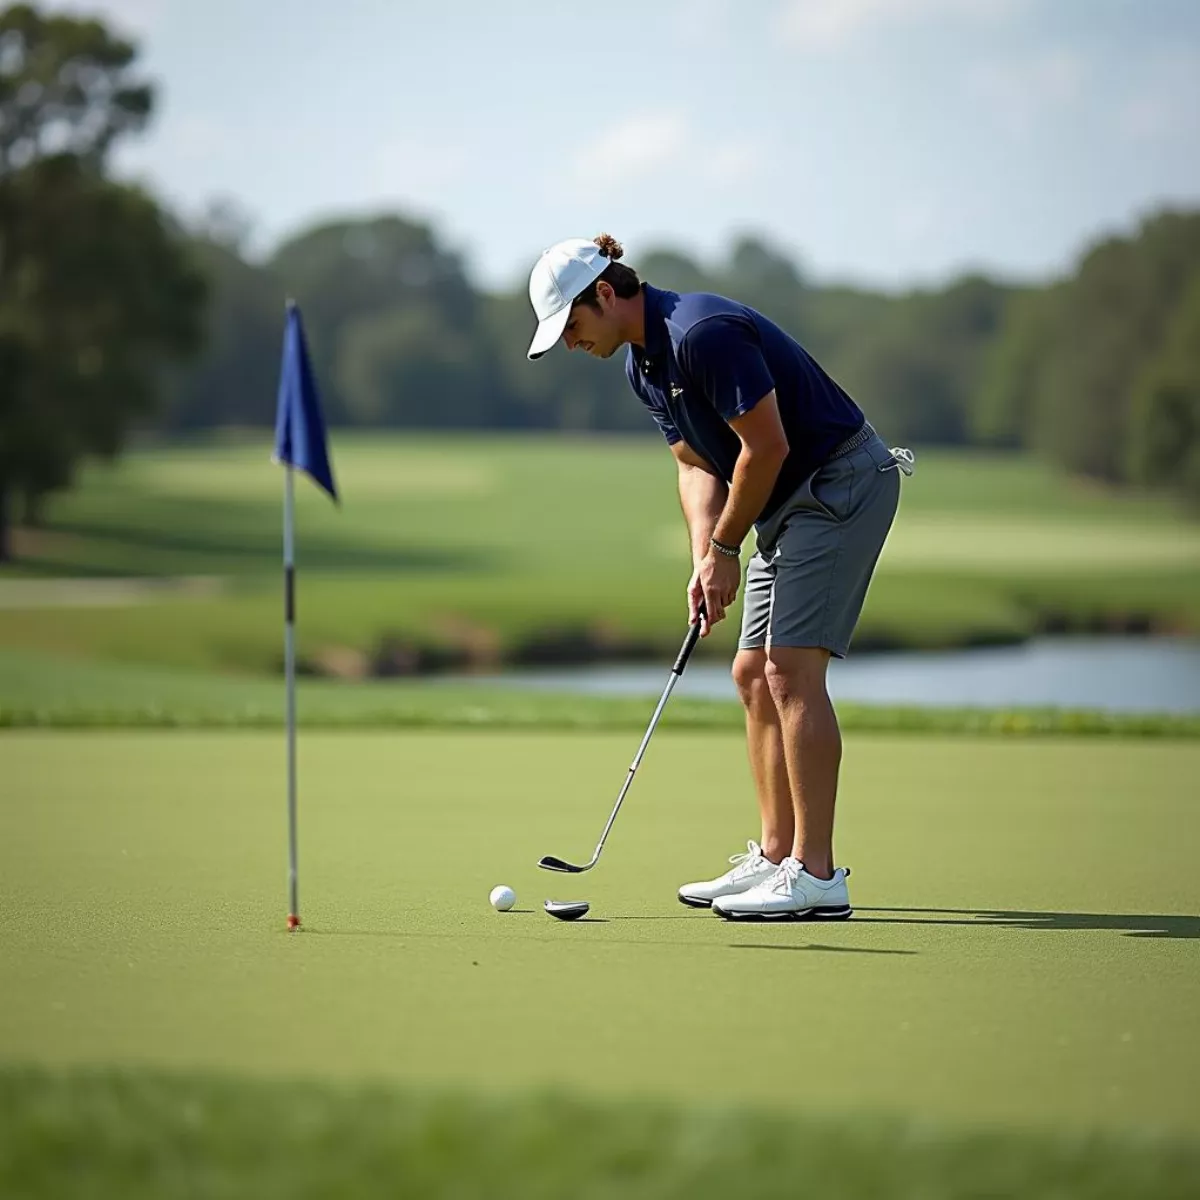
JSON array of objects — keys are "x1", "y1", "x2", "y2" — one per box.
[{"x1": 489, "y1": 885, "x2": 516, "y2": 912}]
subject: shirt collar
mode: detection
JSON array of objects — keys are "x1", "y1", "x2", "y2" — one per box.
[{"x1": 639, "y1": 283, "x2": 670, "y2": 363}]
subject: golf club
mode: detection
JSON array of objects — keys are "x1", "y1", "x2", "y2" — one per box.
[{"x1": 538, "y1": 601, "x2": 706, "y2": 876}]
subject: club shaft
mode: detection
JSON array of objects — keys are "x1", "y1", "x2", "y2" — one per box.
[{"x1": 588, "y1": 671, "x2": 681, "y2": 865}]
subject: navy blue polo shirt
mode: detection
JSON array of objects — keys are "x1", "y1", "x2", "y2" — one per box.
[{"x1": 626, "y1": 284, "x2": 865, "y2": 527}]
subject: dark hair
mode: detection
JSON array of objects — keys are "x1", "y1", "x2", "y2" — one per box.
[{"x1": 572, "y1": 233, "x2": 641, "y2": 310}]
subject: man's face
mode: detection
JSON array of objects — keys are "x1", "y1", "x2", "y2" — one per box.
[{"x1": 562, "y1": 284, "x2": 624, "y2": 358}]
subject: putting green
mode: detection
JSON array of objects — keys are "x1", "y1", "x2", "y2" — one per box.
[{"x1": 1, "y1": 731, "x2": 1197, "y2": 1138}]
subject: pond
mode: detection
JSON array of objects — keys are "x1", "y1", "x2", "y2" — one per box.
[{"x1": 449, "y1": 637, "x2": 1200, "y2": 714}]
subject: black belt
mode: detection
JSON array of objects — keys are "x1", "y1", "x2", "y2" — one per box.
[{"x1": 827, "y1": 422, "x2": 874, "y2": 461}]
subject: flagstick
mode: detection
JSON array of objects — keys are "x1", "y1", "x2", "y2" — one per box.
[
  {"x1": 284, "y1": 461, "x2": 300, "y2": 931},
  {"x1": 276, "y1": 297, "x2": 334, "y2": 933}
]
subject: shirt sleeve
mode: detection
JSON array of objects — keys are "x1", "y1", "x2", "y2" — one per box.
[
  {"x1": 626, "y1": 354, "x2": 682, "y2": 445},
  {"x1": 678, "y1": 315, "x2": 775, "y2": 423}
]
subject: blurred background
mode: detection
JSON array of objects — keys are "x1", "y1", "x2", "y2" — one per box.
[{"x1": 2, "y1": 0, "x2": 1199, "y2": 717}]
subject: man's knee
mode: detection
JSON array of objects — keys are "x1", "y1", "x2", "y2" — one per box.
[
  {"x1": 732, "y1": 650, "x2": 773, "y2": 713},
  {"x1": 764, "y1": 646, "x2": 831, "y2": 708}
]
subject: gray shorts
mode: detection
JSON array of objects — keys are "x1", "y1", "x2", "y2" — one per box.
[{"x1": 739, "y1": 431, "x2": 909, "y2": 658}]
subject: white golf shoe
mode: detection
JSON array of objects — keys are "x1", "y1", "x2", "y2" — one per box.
[
  {"x1": 677, "y1": 840, "x2": 778, "y2": 909},
  {"x1": 712, "y1": 856, "x2": 852, "y2": 920}
]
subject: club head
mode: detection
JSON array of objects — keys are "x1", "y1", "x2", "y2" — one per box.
[
  {"x1": 544, "y1": 900, "x2": 590, "y2": 921},
  {"x1": 538, "y1": 855, "x2": 586, "y2": 874}
]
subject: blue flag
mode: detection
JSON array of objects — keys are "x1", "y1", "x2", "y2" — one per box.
[{"x1": 273, "y1": 302, "x2": 338, "y2": 501}]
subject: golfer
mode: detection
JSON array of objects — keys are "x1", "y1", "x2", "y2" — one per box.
[{"x1": 527, "y1": 235, "x2": 912, "y2": 920}]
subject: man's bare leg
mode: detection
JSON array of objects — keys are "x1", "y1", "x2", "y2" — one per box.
[
  {"x1": 764, "y1": 646, "x2": 840, "y2": 880},
  {"x1": 732, "y1": 648, "x2": 794, "y2": 864}
]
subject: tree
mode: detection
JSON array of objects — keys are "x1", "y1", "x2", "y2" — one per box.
[
  {"x1": 721, "y1": 234, "x2": 808, "y2": 327},
  {"x1": 481, "y1": 289, "x2": 643, "y2": 433},
  {"x1": 0, "y1": 3, "x2": 152, "y2": 173},
  {"x1": 2, "y1": 155, "x2": 205, "y2": 516},
  {"x1": 336, "y1": 304, "x2": 491, "y2": 428},
  {"x1": 1127, "y1": 272, "x2": 1200, "y2": 505},
  {"x1": 1035, "y1": 234, "x2": 1153, "y2": 480},
  {"x1": 159, "y1": 237, "x2": 282, "y2": 431},
  {"x1": 638, "y1": 248, "x2": 713, "y2": 296},
  {"x1": 269, "y1": 215, "x2": 481, "y2": 424},
  {"x1": 973, "y1": 286, "x2": 1059, "y2": 448},
  {"x1": 0, "y1": 4, "x2": 204, "y2": 560},
  {"x1": 973, "y1": 209, "x2": 1200, "y2": 489},
  {"x1": 821, "y1": 276, "x2": 1011, "y2": 445}
]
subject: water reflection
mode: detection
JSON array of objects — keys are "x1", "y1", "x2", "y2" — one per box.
[{"x1": 453, "y1": 638, "x2": 1200, "y2": 715}]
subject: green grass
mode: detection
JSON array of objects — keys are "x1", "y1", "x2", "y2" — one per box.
[
  {"x1": 3, "y1": 730, "x2": 1198, "y2": 1193},
  {"x1": 1, "y1": 435, "x2": 1198, "y2": 674},
  {"x1": 3, "y1": 436, "x2": 1197, "y2": 1195},
  {"x1": 1, "y1": 647, "x2": 1198, "y2": 737},
  {"x1": 2, "y1": 733, "x2": 1197, "y2": 1127},
  {"x1": 4, "y1": 1067, "x2": 1199, "y2": 1199}
]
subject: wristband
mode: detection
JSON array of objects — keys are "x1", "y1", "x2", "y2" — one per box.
[{"x1": 710, "y1": 536, "x2": 740, "y2": 558}]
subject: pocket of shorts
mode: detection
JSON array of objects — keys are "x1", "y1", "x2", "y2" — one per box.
[{"x1": 807, "y1": 457, "x2": 853, "y2": 522}]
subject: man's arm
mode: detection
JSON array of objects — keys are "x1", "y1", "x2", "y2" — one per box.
[
  {"x1": 676, "y1": 317, "x2": 789, "y2": 551},
  {"x1": 712, "y1": 391, "x2": 790, "y2": 550},
  {"x1": 671, "y1": 440, "x2": 728, "y2": 566},
  {"x1": 673, "y1": 316, "x2": 790, "y2": 631}
]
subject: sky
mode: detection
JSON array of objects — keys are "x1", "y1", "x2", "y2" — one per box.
[{"x1": 50, "y1": 0, "x2": 1200, "y2": 293}]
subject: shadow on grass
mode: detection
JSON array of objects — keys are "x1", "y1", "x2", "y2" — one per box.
[
  {"x1": 729, "y1": 943, "x2": 917, "y2": 955},
  {"x1": 607, "y1": 914, "x2": 705, "y2": 921},
  {"x1": 0, "y1": 557, "x2": 150, "y2": 579},
  {"x1": 303, "y1": 927, "x2": 911, "y2": 952},
  {"x1": 45, "y1": 513, "x2": 493, "y2": 575},
  {"x1": 857, "y1": 908, "x2": 1200, "y2": 939}
]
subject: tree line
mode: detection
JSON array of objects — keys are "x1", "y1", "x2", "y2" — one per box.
[
  {"x1": 154, "y1": 204, "x2": 1200, "y2": 504},
  {"x1": 1, "y1": 3, "x2": 1198, "y2": 561}
]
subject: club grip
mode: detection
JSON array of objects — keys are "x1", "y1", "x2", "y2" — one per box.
[{"x1": 673, "y1": 601, "x2": 706, "y2": 676}]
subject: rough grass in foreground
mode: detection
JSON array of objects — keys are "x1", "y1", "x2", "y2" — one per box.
[
  {"x1": 1, "y1": 1067, "x2": 1197, "y2": 1200},
  {"x1": 3, "y1": 698, "x2": 1198, "y2": 738}
]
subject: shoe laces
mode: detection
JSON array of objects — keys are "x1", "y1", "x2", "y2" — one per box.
[
  {"x1": 727, "y1": 840, "x2": 766, "y2": 882},
  {"x1": 767, "y1": 857, "x2": 804, "y2": 895}
]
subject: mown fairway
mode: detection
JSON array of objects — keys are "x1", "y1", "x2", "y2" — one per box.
[{"x1": 1, "y1": 435, "x2": 1197, "y2": 673}]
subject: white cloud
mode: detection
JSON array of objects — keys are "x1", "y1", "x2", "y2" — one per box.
[
  {"x1": 701, "y1": 140, "x2": 765, "y2": 184},
  {"x1": 1120, "y1": 95, "x2": 1173, "y2": 143},
  {"x1": 676, "y1": 0, "x2": 737, "y2": 49},
  {"x1": 967, "y1": 50, "x2": 1088, "y2": 136},
  {"x1": 568, "y1": 112, "x2": 761, "y2": 197},
  {"x1": 371, "y1": 136, "x2": 469, "y2": 200},
  {"x1": 891, "y1": 191, "x2": 943, "y2": 243},
  {"x1": 170, "y1": 116, "x2": 225, "y2": 163},
  {"x1": 776, "y1": 0, "x2": 1024, "y2": 51},
  {"x1": 581, "y1": 113, "x2": 688, "y2": 190},
  {"x1": 1116, "y1": 49, "x2": 1200, "y2": 144}
]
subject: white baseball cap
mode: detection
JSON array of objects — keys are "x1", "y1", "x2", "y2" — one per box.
[{"x1": 527, "y1": 237, "x2": 612, "y2": 360}]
